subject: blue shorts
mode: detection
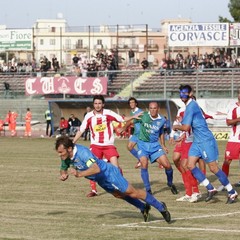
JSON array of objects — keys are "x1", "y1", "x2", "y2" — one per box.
[
  {"x1": 97, "y1": 164, "x2": 129, "y2": 193},
  {"x1": 188, "y1": 139, "x2": 219, "y2": 163},
  {"x1": 137, "y1": 140, "x2": 165, "y2": 163},
  {"x1": 129, "y1": 135, "x2": 138, "y2": 144}
]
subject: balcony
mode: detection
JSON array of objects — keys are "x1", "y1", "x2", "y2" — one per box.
[
  {"x1": 145, "y1": 44, "x2": 159, "y2": 52},
  {"x1": 112, "y1": 44, "x2": 139, "y2": 51},
  {"x1": 63, "y1": 44, "x2": 88, "y2": 52},
  {"x1": 94, "y1": 44, "x2": 104, "y2": 50}
]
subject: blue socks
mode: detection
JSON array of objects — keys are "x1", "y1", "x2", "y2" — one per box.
[
  {"x1": 165, "y1": 168, "x2": 173, "y2": 186},
  {"x1": 130, "y1": 148, "x2": 139, "y2": 160},
  {"x1": 124, "y1": 192, "x2": 166, "y2": 213},
  {"x1": 145, "y1": 191, "x2": 164, "y2": 212},
  {"x1": 141, "y1": 168, "x2": 151, "y2": 192},
  {"x1": 191, "y1": 166, "x2": 214, "y2": 191},
  {"x1": 124, "y1": 196, "x2": 145, "y2": 211},
  {"x1": 216, "y1": 169, "x2": 235, "y2": 195}
]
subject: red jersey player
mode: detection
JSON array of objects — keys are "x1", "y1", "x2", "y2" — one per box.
[
  {"x1": 218, "y1": 89, "x2": 240, "y2": 190},
  {"x1": 73, "y1": 95, "x2": 141, "y2": 197}
]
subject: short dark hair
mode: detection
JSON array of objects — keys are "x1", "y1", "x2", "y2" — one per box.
[
  {"x1": 93, "y1": 95, "x2": 105, "y2": 104},
  {"x1": 127, "y1": 97, "x2": 138, "y2": 106},
  {"x1": 55, "y1": 136, "x2": 74, "y2": 150}
]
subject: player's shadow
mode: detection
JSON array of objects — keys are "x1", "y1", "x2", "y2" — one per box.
[
  {"x1": 97, "y1": 210, "x2": 173, "y2": 223},
  {"x1": 150, "y1": 182, "x2": 183, "y2": 195},
  {"x1": 47, "y1": 211, "x2": 67, "y2": 215},
  {"x1": 131, "y1": 181, "x2": 156, "y2": 189}
]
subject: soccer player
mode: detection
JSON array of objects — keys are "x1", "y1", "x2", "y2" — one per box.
[
  {"x1": 136, "y1": 101, "x2": 178, "y2": 195},
  {"x1": 218, "y1": 89, "x2": 240, "y2": 190},
  {"x1": 173, "y1": 84, "x2": 238, "y2": 204},
  {"x1": 170, "y1": 106, "x2": 201, "y2": 203},
  {"x1": 73, "y1": 95, "x2": 141, "y2": 197},
  {"x1": 127, "y1": 97, "x2": 143, "y2": 168},
  {"x1": 56, "y1": 136, "x2": 171, "y2": 223}
]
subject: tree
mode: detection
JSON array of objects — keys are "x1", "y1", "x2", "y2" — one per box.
[{"x1": 219, "y1": 0, "x2": 240, "y2": 22}]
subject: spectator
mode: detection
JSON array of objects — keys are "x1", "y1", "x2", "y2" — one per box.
[
  {"x1": 68, "y1": 114, "x2": 81, "y2": 137},
  {"x1": 3, "y1": 82, "x2": 10, "y2": 98},
  {"x1": 128, "y1": 49, "x2": 135, "y2": 65},
  {"x1": 52, "y1": 57, "x2": 60, "y2": 72},
  {"x1": 141, "y1": 58, "x2": 149, "y2": 70},
  {"x1": 57, "y1": 117, "x2": 69, "y2": 137},
  {"x1": 40, "y1": 56, "x2": 50, "y2": 72},
  {"x1": 72, "y1": 54, "x2": 80, "y2": 66}
]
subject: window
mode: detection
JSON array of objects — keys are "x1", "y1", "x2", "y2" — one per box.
[
  {"x1": 50, "y1": 39, "x2": 56, "y2": 45},
  {"x1": 76, "y1": 39, "x2": 83, "y2": 48},
  {"x1": 65, "y1": 39, "x2": 71, "y2": 49},
  {"x1": 97, "y1": 39, "x2": 103, "y2": 45},
  {"x1": 148, "y1": 39, "x2": 154, "y2": 47},
  {"x1": 40, "y1": 39, "x2": 44, "y2": 45}
]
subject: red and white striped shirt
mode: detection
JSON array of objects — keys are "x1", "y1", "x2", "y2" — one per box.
[
  {"x1": 80, "y1": 109, "x2": 124, "y2": 146},
  {"x1": 227, "y1": 102, "x2": 240, "y2": 143}
]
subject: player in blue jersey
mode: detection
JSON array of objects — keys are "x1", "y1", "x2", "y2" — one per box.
[
  {"x1": 55, "y1": 136, "x2": 171, "y2": 223},
  {"x1": 173, "y1": 84, "x2": 238, "y2": 204},
  {"x1": 136, "y1": 101, "x2": 178, "y2": 195},
  {"x1": 127, "y1": 97, "x2": 143, "y2": 168}
]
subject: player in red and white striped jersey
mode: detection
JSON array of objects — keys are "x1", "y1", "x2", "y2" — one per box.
[
  {"x1": 73, "y1": 95, "x2": 141, "y2": 197},
  {"x1": 218, "y1": 89, "x2": 240, "y2": 190}
]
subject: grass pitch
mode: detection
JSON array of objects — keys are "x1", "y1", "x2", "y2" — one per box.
[{"x1": 0, "y1": 137, "x2": 239, "y2": 240}]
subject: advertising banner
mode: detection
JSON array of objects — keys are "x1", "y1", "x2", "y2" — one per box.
[
  {"x1": 0, "y1": 29, "x2": 32, "y2": 50},
  {"x1": 25, "y1": 76, "x2": 108, "y2": 95},
  {"x1": 168, "y1": 23, "x2": 229, "y2": 47},
  {"x1": 212, "y1": 132, "x2": 230, "y2": 141},
  {"x1": 230, "y1": 23, "x2": 240, "y2": 46}
]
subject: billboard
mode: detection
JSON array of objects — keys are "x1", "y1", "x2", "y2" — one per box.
[
  {"x1": 0, "y1": 29, "x2": 33, "y2": 50},
  {"x1": 168, "y1": 23, "x2": 229, "y2": 47},
  {"x1": 25, "y1": 76, "x2": 108, "y2": 95},
  {"x1": 230, "y1": 23, "x2": 240, "y2": 46}
]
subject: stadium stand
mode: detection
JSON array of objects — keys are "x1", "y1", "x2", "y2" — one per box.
[
  {"x1": 0, "y1": 73, "x2": 28, "y2": 98},
  {"x1": 132, "y1": 69, "x2": 240, "y2": 98},
  {"x1": 107, "y1": 71, "x2": 142, "y2": 96}
]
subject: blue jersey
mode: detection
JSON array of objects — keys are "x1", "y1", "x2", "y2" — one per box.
[
  {"x1": 182, "y1": 99, "x2": 215, "y2": 143},
  {"x1": 60, "y1": 144, "x2": 129, "y2": 193},
  {"x1": 137, "y1": 112, "x2": 166, "y2": 142},
  {"x1": 131, "y1": 107, "x2": 143, "y2": 137}
]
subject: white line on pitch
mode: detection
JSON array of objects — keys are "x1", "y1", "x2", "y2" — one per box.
[
  {"x1": 114, "y1": 225, "x2": 240, "y2": 233},
  {"x1": 109, "y1": 211, "x2": 240, "y2": 232}
]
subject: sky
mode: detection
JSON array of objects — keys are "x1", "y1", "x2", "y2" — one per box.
[{"x1": 0, "y1": 0, "x2": 233, "y2": 29}]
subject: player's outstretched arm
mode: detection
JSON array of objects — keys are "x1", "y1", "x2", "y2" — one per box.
[
  {"x1": 70, "y1": 163, "x2": 100, "y2": 178},
  {"x1": 72, "y1": 130, "x2": 83, "y2": 144}
]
